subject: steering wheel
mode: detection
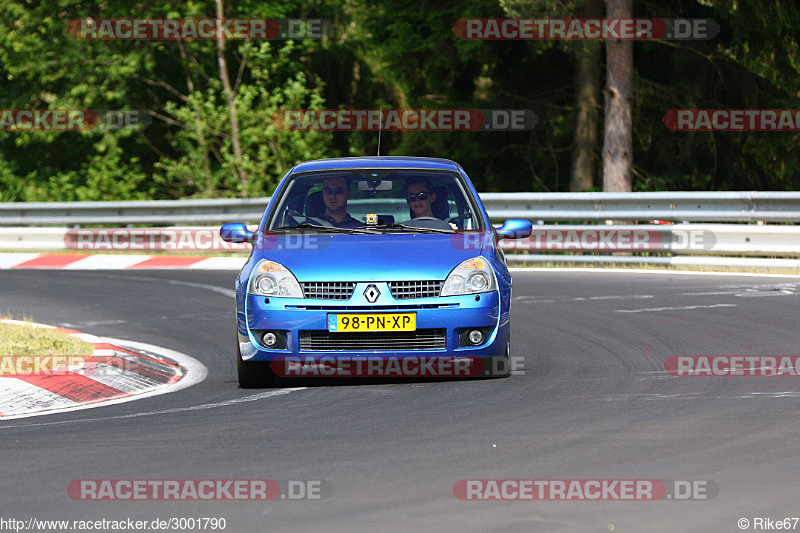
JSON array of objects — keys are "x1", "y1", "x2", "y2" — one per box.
[
  {"x1": 307, "y1": 216, "x2": 334, "y2": 227},
  {"x1": 401, "y1": 217, "x2": 453, "y2": 230},
  {"x1": 283, "y1": 210, "x2": 334, "y2": 228}
]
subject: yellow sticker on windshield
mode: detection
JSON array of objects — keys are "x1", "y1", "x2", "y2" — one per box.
[{"x1": 366, "y1": 213, "x2": 378, "y2": 225}]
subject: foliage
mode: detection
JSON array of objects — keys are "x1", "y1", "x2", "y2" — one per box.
[{"x1": 0, "y1": 0, "x2": 798, "y2": 200}]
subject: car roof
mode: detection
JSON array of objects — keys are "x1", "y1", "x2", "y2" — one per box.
[{"x1": 291, "y1": 156, "x2": 461, "y2": 173}]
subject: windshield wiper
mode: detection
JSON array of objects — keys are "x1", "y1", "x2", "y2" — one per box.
[
  {"x1": 365, "y1": 223, "x2": 455, "y2": 234},
  {"x1": 272, "y1": 223, "x2": 379, "y2": 234}
]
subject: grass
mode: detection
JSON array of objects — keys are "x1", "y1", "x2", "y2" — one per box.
[{"x1": 0, "y1": 318, "x2": 94, "y2": 376}]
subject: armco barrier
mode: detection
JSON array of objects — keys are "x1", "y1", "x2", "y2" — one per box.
[
  {"x1": 2, "y1": 192, "x2": 800, "y2": 226},
  {"x1": 0, "y1": 192, "x2": 798, "y2": 269},
  {"x1": 481, "y1": 191, "x2": 800, "y2": 223},
  {"x1": 3, "y1": 224, "x2": 799, "y2": 256},
  {"x1": 0, "y1": 198, "x2": 268, "y2": 226},
  {"x1": 497, "y1": 224, "x2": 800, "y2": 257}
]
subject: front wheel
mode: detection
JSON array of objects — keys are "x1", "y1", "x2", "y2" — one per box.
[
  {"x1": 237, "y1": 344, "x2": 276, "y2": 388},
  {"x1": 482, "y1": 343, "x2": 511, "y2": 378}
]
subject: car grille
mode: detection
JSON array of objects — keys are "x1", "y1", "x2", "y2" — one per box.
[
  {"x1": 301, "y1": 282, "x2": 356, "y2": 300},
  {"x1": 299, "y1": 329, "x2": 447, "y2": 351},
  {"x1": 388, "y1": 280, "x2": 444, "y2": 299},
  {"x1": 299, "y1": 281, "x2": 444, "y2": 300},
  {"x1": 286, "y1": 304, "x2": 458, "y2": 310}
]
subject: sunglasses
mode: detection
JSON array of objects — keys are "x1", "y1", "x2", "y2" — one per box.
[
  {"x1": 406, "y1": 191, "x2": 432, "y2": 202},
  {"x1": 323, "y1": 187, "x2": 347, "y2": 195}
]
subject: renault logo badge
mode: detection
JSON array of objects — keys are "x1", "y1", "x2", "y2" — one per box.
[{"x1": 363, "y1": 284, "x2": 381, "y2": 303}]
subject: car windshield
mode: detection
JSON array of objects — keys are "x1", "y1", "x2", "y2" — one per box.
[{"x1": 266, "y1": 169, "x2": 482, "y2": 233}]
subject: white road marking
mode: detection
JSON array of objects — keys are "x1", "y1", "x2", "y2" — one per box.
[
  {"x1": 738, "y1": 392, "x2": 800, "y2": 399},
  {"x1": 115, "y1": 274, "x2": 237, "y2": 298},
  {"x1": 510, "y1": 268, "x2": 800, "y2": 278},
  {"x1": 63, "y1": 272, "x2": 237, "y2": 298},
  {"x1": 615, "y1": 303, "x2": 738, "y2": 313},
  {"x1": 588, "y1": 391, "x2": 800, "y2": 401},
  {"x1": 681, "y1": 286, "x2": 796, "y2": 298},
  {"x1": 0, "y1": 253, "x2": 40, "y2": 268},
  {"x1": 734, "y1": 290, "x2": 797, "y2": 298},
  {"x1": 60, "y1": 319, "x2": 130, "y2": 328},
  {"x1": 188, "y1": 257, "x2": 248, "y2": 270},
  {"x1": 591, "y1": 393, "x2": 703, "y2": 401},
  {"x1": 680, "y1": 290, "x2": 747, "y2": 296},
  {"x1": 586, "y1": 295, "x2": 652, "y2": 300},
  {"x1": 0, "y1": 318, "x2": 55, "y2": 328},
  {"x1": 0, "y1": 338, "x2": 208, "y2": 420},
  {"x1": 3, "y1": 388, "x2": 306, "y2": 428},
  {"x1": 0, "y1": 378, "x2": 77, "y2": 415},
  {"x1": 64, "y1": 255, "x2": 152, "y2": 270},
  {"x1": 77, "y1": 360, "x2": 168, "y2": 395},
  {"x1": 514, "y1": 294, "x2": 654, "y2": 303}
]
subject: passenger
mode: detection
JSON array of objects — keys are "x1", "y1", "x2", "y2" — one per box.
[
  {"x1": 406, "y1": 178, "x2": 438, "y2": 219},
  {"x1": 406, "y1": 178, "x2": 457, "y2": 228}
]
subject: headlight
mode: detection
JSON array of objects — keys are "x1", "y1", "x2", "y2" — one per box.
[
  {"x1": 248, "y1": 260, "x2": 303, "y2": 298},
  {"x1": 440, "y1": 256, "x2": 497, "y2": 296}
]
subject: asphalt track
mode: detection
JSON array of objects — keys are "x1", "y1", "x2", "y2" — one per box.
[{"x1": 1, "y1": 269, "x2": 799, "y2": 532}]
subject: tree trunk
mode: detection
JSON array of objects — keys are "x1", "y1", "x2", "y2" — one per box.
[
  {"x1": 178, "y1": 41, "x2": 213, "y2": 191},
  {"x1": 570, "y1": 0, "x2": 603, "y2": 192},
  {"x1": 602, "y1": 0, "x2": 633, "y2": 192},
  {"x1": 215, "y1": 0, "x2": 247, "y2": 194}
]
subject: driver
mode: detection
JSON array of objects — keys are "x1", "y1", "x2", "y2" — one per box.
[{"x1": 320, "y1": 176, "x2": 361, "y2": 228}]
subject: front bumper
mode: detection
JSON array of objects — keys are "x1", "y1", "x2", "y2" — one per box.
[{"x1": 237, "y1": 283, "x2": 507, "y2": 362}]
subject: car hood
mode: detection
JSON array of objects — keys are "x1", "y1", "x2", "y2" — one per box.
[{"x1": 252, "y1": 232, "x2": 492, "y2": 281}]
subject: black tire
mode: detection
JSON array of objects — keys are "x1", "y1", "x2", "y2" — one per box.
[
  {"x1": 482, "y1": 343, "x2": 511, "y2": 378},
  {"x1": 237, "y1": 344, "x2": 276, "y2": 388}
]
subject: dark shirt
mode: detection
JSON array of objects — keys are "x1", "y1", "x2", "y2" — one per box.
[{"x1": 319, "y1": 212, "x2": 362, "y2": 228}]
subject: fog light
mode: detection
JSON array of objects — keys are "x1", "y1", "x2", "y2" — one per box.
[
  {"x1": 262, "y1": 332, "x2": 277, "y2": 347},
  {"x1": 468, "y1": 329, "x2": 484, "y2": 345}
]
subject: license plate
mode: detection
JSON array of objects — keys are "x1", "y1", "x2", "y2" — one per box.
[{"x1": 328, "y1": 313, "x2": 416, "y2": 332}]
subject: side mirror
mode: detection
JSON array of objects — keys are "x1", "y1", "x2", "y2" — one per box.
[
  {"x1": 495, "y1": 219, "x2": 532, "y2": 240},
  {"x1": 220, "y1": 223, "x2": 254, "y2": 243}
]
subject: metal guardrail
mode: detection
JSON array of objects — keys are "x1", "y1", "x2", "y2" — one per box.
[
  {"x1": 3, "y1": 224, "x2": 798, "y2": 256},
  {"x1": 505, "y1": 255, "x2": 800, "y2": 269},
  {"x1": 2, "y1": 191, "x2": 800, "y2": 226},
  {"x1": 497, "y1": 224, "x2": 800, "y2": 257},
  {"x1": 0, "y1": 198, "x2": 269, "y2": 226},
  {"x1": 1, "y1": 192, "x2": 798, "y2": 269},
  {"x1": 483, "y1": 191, "x2": 800, "y2": 223}
]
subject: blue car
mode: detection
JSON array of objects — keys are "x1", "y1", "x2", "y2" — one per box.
[{"x1": 220, "y1": 156, "x2": 532, "y2": 387}]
